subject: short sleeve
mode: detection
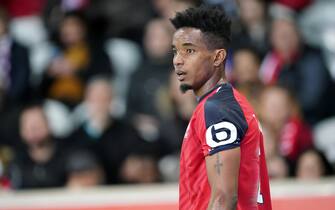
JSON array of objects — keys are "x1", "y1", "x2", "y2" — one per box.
[{"x1": 198, "y1": 87, "x2": 248, "y2": 156}]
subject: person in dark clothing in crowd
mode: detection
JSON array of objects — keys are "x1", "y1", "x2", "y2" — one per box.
[
  {"x1": 158, "y1": 71, "x2": 196, "y2": 155},
  {"x1": 231, "y1": 0, "x2": 270, "y2": 57},
  {"x1": 0, "y1": 7, "x2": 31, "y2": 156},
  {"x1": 65, "y1": 149, "x2": 105, "y2": 188},
  {"x1": 0, "y1": 7, "x2": 31, "y2": 112},
  {"x1": 68, "y1": 77, "x2": 159, "y2": 184},
  {"x1": 9, "y1": 104, "x2": 66, "y2": 189},
  {"x1": 260, "y1": 17, "x2": 333, "y2": 124},
  {"x1": 127, "y1": 18, "x2": 174, "y2": 148}
]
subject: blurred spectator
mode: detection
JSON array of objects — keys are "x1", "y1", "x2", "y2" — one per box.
[
  {"x1": 69, "y1": 76, "x2": 158, "y2": 184},
  {"x1": 0, "y1": 7, "x2": 31, "y2": 112},
  {"x1": 296, "y1": 149, "x2": 333, "y2": 180},
  {"x1": 267, "y1": 155, "x2": 289, "y2": 179},
  {"x1": 259, "y1": 86, "x2": 313, "y2": 170},
  {"x1": 299, "y1": 0, "x2": 335, "y2": 90},
  {"x1": 120, "y1": 154, "x2": 160, "y2": 184},
  {"x1": 43, "y1": 0, "x2": 90, "y2": 40},
  {"x1": 232, "y1": 47, "x2": 264, "y2": 114},
  {"x1": 262, "y1": 124, "x2": 278, "y2": 160},
  {"x1": 262, "y1": 123, "x2": 289, "y2": 179},
  {"x1": 105, "y1": 38, "x2": 142, "y2": 118},
  {"x1": 65, "y1": 150, "x2": 105, "y2": 189},
  {"x1": 232, "y1": 47, "x2": 262, "y2": 86},
  {"x1": 203, "y1": 0, "x2": 238, "y2": 17},
  {"x1": 143, "y1": 19, "x2": 174, "y2": 62},
  {"x1": 9, "y1": 104, "x2": 66, "y2": 189},
  {"x1": 152, "y1": 0, "x2": 196, "y2": 19},
  {"x1": 156, "y1": 72, "x2": 196, "y2": 182},
  {"x1": 127, "y1": 18, "x2": 174, "y2": 143},
  {"x1": 0, "y1": 7, "x2": 31, "y2": 150},
  {"x1": 40, "y1": 11, "x2": 113, "y2": 108},
  {"x1": 87, "y1": 0, "x2": 154, "y2": 44},
  {"x1": 1, "y1": 0, "x2": 53, "y2": 87},
  {"x1": 260, "y1": 16, "x2": 332, "y2": 124},
  {"x1": 0, "y1": 0, "x2": 47, "y2": 47},
  {"x1": 232, "y1": 0, "x2": 269, "y2": 57},
  {"x1": 158, "y1": 72, "x2": 196, "y2": 155}
]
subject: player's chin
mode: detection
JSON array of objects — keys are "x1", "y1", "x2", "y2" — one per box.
[{"x1": 179, "y1": 83, "x2": 193, "y2": 93}]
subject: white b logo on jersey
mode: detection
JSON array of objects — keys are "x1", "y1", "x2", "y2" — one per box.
[{"x1": 206, "y1": 121, "x2": 238, "y2": 147}]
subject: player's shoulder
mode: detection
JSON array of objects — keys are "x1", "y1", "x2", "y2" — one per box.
[
  {"x1": 205, "y1": 83, "x2": 249, "y2": 108},
  {"x1": 202, "y1": 83, "x2": 247, "y2": 127},
  {"x1": 200, "y1": 84, "x2": 250, "y2": 154}
]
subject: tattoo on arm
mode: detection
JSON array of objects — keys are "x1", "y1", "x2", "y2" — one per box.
[
  {"x1": 210, "y1": 154, "x2": 238, "y2": 210},
  {"x1": 214, "y1": 153, "x2": 223, "y2": 175},
  {"x1": 214, "y1": 196, "x2": 224, "y2": 210},
  {"x1": 213, "y1": 195, "x2": 237, "y2": 210}
]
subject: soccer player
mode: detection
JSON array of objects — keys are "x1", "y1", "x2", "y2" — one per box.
[{"x1": 170, "y1": 6, "x2": 272, "y2": 210}]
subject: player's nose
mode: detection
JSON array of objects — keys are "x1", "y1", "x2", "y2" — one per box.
[{"x1": 173, "y1": 52, "x2": 184, "y2": 68}]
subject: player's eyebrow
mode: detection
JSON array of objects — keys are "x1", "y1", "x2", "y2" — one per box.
[
  {"x1": 171, "y1": 43, "x2": 198, "y2": 49},
  {"x1": 182, "y1": 43, "x2": 197, "y2": 47}
]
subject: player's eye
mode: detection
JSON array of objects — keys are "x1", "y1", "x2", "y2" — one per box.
[{"x1": 186, "y1": 49, "x2": 195, "y2": 54}]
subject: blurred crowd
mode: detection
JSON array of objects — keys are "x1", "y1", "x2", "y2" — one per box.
[{"x1": 0, "y1": 0, "x2": 335, "y2": 190}]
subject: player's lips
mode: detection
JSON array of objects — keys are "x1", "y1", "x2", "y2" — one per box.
[{"x1": 175, "y1": 70, "x2": 186, "y2": 81}]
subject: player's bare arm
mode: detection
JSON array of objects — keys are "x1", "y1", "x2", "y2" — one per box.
[{"x1": 206, "y1": 148, "x2": 240, "y2": 210}]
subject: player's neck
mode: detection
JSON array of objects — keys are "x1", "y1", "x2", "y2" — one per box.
[{"x1": 194, "y1": 78, "x2": 226, "y2": 99}]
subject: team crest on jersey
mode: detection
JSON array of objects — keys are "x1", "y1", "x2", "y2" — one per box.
[{"x1": 206, "y1": 121, "x2": 238, "y2": 147}]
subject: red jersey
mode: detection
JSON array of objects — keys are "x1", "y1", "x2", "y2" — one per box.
[{"x1": 179, "y1": 83, "x2": 272, "y2": 210}]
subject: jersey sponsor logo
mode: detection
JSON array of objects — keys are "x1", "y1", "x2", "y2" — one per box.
[{"x1": 206, "y1": 121, "x2": 238, "y2": 147}]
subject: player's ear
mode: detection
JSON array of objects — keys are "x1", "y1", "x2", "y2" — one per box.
[{"x1": 213, "y1": 49, "x2": 227, "y2": 67}]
